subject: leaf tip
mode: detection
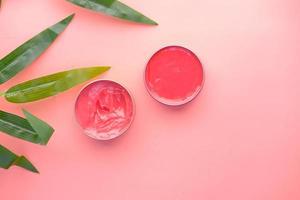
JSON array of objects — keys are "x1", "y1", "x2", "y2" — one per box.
[
  {"x1": 91, "y1": 66, "x2": 111, "y2": 72},
  {"x1": 65, "y1": 13, "x2": 76, "y2": 22},
  {"x1": 33, "y1": 168, "x2": 40, "y2": 174},
  {"x1": 146, "y1": 19, "x2": 159, "y2": 26},
  {"x1": 59, "y1": 13, "x2": 75, "y2": 27},
  {"x1": 16, "y1": 156, "x2": 40, "y2": 174},
  {"x1": 153, "y1": 21, "x2": 159, "y2": 26},
  {"x1": 27, "y1": 163, "x2": 39, "y2": 174},
  {"x1": 102, "y1": 66, "x2": 111, "y2": 71},
  {"x1": 69, "y1": 13, "x2": 76, "y2": 18}
]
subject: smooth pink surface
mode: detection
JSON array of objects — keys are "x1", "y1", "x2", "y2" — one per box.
[
  {"x1": 75, "y1": 80, "x2": 134, "y2": 140},
  {"x1": 0, "y1": 0, "x2": 300, "y2": 199},
  {"x1": 145, "y1": 46, "x2": 203, "y2": 105}
]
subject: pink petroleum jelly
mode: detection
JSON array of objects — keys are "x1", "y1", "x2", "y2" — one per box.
[
  {"x1": 75, "y1": 80, "x2": 134, "y2": 140},
  {"x1": 145, "y1": 46, "x2": 204, "y2": 106}
]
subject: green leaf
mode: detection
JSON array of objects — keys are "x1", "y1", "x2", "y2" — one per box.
[
  {"x1": 0, "y1": 14, "x2": 75, "y2": 84},
  {"x1": 66, "y1": 0, "x2": 158, "y2": 25},
  {"x1": 0, "y1": 109, "x2": 54, "y2": 145},
  {"x1": 0, "y1": 144, "x2": 39, "y2": 173},
  {"x1": 4, "y1": 66, "x2": 110, "y2": 103}
]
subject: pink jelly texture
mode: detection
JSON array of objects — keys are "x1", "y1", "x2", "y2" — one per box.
[
  {"x1": 145, "y1": 46, "x2": 204, "y2": 106},
  {"x1": 75, "y1": 80, "x2": 134, "y2": 140}
]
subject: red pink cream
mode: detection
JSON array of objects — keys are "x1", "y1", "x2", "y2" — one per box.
[
  {"x1": 75, "y1": 80, "x2": 134, "y2": 140},
  {"x1": 145, "y1": 46, "x2": 204, "y2": 106}
]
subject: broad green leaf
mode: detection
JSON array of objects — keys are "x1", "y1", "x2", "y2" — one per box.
[
  {"x1": 66, "y1": 0, "x2": 158, "y2": 25},
  {"x1": 5, "y1": 66, "x2": 110, "y2": 103},
  {"x1": 0, "y1": 109, "x2": 54, "y2": 145},
  {"x1": 0, "y1": 14, "x2": 75, "y2": 84},
  {"x1": 0, "y1": 144, "x2": 39, "y2": 173}
]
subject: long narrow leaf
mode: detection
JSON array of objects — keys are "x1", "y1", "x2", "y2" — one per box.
[
  {"x1": 66, "y1": 0, "x2": 158, "y2": 25},
  {"x1": 5, "y1": 66, "x2": 110, "y2": 103},
  {"x1": 0, "y1": 144, "x2": 39, "y2": 173},
  {"x1": 0, "y1": 109, "x2": 54, "y2": 145},
  {"x1": 0, "y1": 14, "x2": 75, "y2": 84}
]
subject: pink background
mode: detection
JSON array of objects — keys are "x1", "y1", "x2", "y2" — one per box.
[{"x1": 0, "y1": 0, "x2": 300, "y2": 199}]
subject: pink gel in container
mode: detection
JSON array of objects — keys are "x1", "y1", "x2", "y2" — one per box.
[
  {"x1": 145, "y1": 46, "x2": 204, "y2": 106},
  {"x1": 75, "y1": 80, "x2": 135, "y2": 140}
]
